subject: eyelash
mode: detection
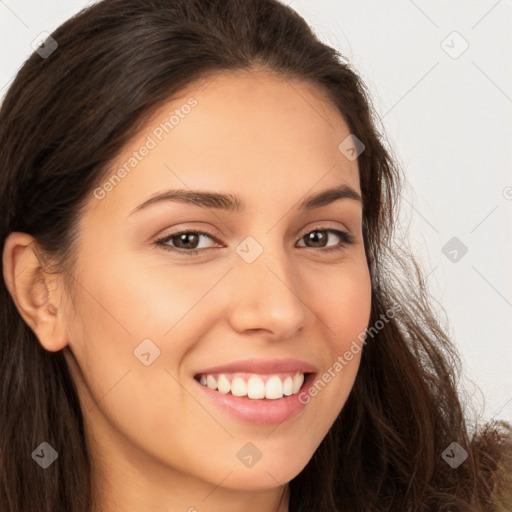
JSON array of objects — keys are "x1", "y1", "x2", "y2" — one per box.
[{"x1": 154, "y1": 226, "x2": 355, "y2": 256}]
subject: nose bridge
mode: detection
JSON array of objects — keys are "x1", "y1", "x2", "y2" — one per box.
[{"x1": 228, "y1": 233, "x2": 307, "y2": 335}]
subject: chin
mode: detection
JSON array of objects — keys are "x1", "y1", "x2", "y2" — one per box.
[{"x1": 215, "y1": 456, "x2": 310, "y2": 491}]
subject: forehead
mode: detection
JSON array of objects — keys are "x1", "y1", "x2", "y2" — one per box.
[{"x1": 86, "y1": 68, "x2": 360, "y2": 219}]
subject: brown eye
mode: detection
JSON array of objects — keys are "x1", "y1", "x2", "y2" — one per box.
[
  {"x1": 303, "y1": 230, "x2": 328, "y2": 248},
  {"x1": 155, "y1": 229, "x2": 221, "y2": 254},
  {"x1": 170, "y1": 232, "x2": 201, "y2": 250},
  {"x1": 297, "y1": 228, "x2": 354, "y2": 252}
]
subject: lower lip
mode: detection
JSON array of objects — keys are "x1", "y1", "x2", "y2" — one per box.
[{"x1": 193, "y1": 373, "x2": 316, "y2": 425}]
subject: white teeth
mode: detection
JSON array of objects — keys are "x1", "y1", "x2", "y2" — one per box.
[
  {"x1": 292, "y1": 373, "x2": 304, "y2": 394},
  {"x1": 247, "y1": 375, "x2": 265, "y2": 399},
  {"x1": 206, "y1": 375, "x2": 217, "y2": 390},
  {"x1": 231, "y1": 377, "x2": 248, "y2": 397},
  {"x1": 283, "y1": 376, "x2": 293, "y2": 396},
  {"x1": 217, "y1": 374, "x2": 230, "y2": 394},
  {"x1": 265, "y1": 376, "x2": 283, "y2": 399},
  {"x1": 197, "y1": 372, "x2": 306, "y2": 399}
]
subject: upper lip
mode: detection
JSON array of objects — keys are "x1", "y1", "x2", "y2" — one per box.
[{"x1": 194, "y1": 358, "x2": 319, "y2": 376}]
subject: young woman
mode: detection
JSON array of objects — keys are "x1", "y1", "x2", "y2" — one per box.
[{"x1": 1, "y1": 1, "x2": 510, "y2": 511}]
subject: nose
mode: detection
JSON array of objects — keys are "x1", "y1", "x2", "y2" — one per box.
[{"x1": 226, "y1": 239, "x2": 307, "y2": 340}]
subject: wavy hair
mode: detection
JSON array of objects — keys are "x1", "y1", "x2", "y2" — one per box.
[{"x1": 1, "y1": 0, "x2": 511, "y2": 510}]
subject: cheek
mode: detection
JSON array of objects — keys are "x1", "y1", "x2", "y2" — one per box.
[
  {"x1": 63, "y1": 256, "x2": 205, "y2": 463},
  {"x1": 301, "y1": 258, "x2": 371, "y2": 409},
  {"x1": 72, "y1": 249, "x2": 214, "y2": 343},
  {"x1": 312, "y1": 258, "x2": 372, "y2": 351},
  {"x1": 64, "y1": 250, "x2": 227, "y2": 420}
]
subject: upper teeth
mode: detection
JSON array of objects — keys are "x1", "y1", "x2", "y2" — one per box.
[{"x1": 197, "y1": 372, "x2": 305, "y2": 400}]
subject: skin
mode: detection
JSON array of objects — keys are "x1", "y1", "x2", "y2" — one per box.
[{"x1": 3, "y1": 68, "x2": 372, "y2": 512}]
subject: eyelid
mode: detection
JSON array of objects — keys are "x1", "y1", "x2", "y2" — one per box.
[
  {"x1": 155, "y1": 224, "x2": 221, "y2": 244},
  {"x1": 298, "y1": 222, "x2": 351, "y2": 238}
]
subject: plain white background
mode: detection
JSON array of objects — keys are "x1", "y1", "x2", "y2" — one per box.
[{"x1": 1, "y1": 0, "x2": 511, "y2": 423}]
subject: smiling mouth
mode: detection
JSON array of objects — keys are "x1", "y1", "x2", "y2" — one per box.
[{"x1": 194, "y1": 371, "x2": 311, "y2": 400}]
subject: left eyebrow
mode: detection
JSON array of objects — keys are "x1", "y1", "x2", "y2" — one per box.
[{"x1": 128, "y1": 183, "x2": 363, "y2": 216}]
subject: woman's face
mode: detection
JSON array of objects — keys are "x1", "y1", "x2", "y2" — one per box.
[{"x1": 60, "y1": 69, "x2": 372, "y2": 506}]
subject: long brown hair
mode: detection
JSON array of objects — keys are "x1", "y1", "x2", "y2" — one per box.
[{"x1": 1, "y1": 1, "x2": 510, "y2": 510}]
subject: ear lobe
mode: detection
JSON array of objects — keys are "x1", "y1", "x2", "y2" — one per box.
[{"x1": 2, "y1": 231, "x2": 69, "y2": 352}]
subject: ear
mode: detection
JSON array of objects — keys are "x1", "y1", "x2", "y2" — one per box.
[{"x1": 2, "y1": 231, "x2": 69, "y2": 352}]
